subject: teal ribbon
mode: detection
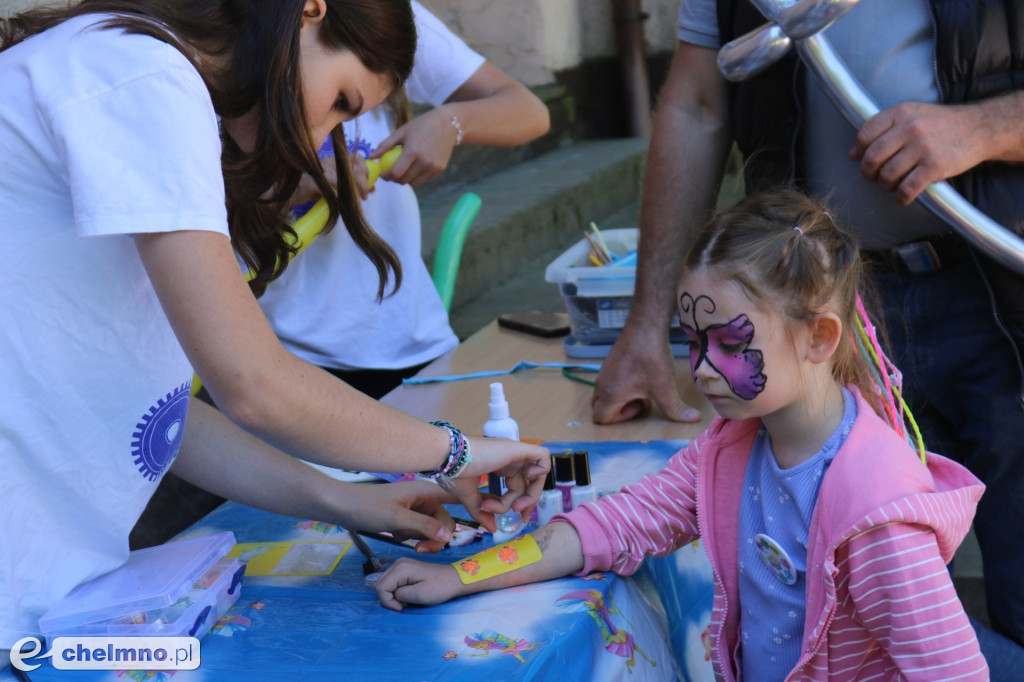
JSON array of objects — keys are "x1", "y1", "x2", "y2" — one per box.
[{"x1": 401, "y1": 361, "x2": 601, "y2": 385}]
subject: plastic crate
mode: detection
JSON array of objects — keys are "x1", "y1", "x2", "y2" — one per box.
[
  {"x1": 39, "y1": 532, "x2": 244, "y2": 640},
  {"x1": 545, "y1": 228, "x2": 686, "y2": 346}
]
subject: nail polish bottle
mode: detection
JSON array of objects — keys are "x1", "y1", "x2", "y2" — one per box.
[
  {"x1": 488, "y1": 473, "x2": 523, "y2": 538},
  {"x1": 570, "y1": 450, "x2": 598, "y2": 509},
  {"x1": 553, "y1": 451, "x2": 576, "y2": 513},
  {"x1": 536, "y1": 469, "x2": 563, "y2": 525}
]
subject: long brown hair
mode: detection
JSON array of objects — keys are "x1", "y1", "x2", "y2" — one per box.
[
  {"x1": 1, "y1": 0, "x2": 416, "y2": 299},
  {"x1": 683, "y1": 189, "x2": 886, "y2": 417}
]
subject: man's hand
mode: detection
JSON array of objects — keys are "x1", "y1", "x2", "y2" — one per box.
[
  {"x1": 851, "y1": 96, "x2": 1023, "y2": 204},
  {"x1": 592, "y1": 324, "x2": 702, "y2": 424}
]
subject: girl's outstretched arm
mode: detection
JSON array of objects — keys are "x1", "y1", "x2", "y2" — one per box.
[
  {"x1": 172, "y1": 399, "x2": 457, "y2": 545},
  {"x1": 375, "y1": 522, "x2": 585, "y2": 611},
  {"x1": 133, "y1": 229, "x2": 550, "y2": 531}
]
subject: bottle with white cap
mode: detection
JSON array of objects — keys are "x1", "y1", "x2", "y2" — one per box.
[
  {"x1": 569, "y1": 450, "x2": 598, "y2": 509},
  {"x1": 482, "y1": 382, "x2": 519, "y2": 440},
  {"x1": 536, "y1": 468, "x2": 563, "y2": 525},
  {"x1": 482, "y1": 382, "x2": 523, "y2": 540}
]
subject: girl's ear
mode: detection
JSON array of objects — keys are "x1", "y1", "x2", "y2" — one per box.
[
  {"x1": 302, "y1": 0, "x2": 328, "y2": 26},
  {"x1": 807, "y1": 313, "x2": 842, "y2": 364}
]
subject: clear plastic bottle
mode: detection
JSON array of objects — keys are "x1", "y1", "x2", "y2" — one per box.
[{"x1": 483, "y1": 382, "x2": 524, "y2": 540}]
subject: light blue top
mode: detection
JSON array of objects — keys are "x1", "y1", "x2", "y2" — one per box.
[{"x1": 737, "y1": 388, "x2": 856, "y2": 678}]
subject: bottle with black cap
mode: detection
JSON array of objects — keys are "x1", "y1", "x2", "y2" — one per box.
[
  {"x1": 553, "y1": 451, "x2": 576, "y2": 513},
  {"x1": 569, "y1": 450, "x2": 598, "y2": 509},
  {"x1": 535, "y1": 468, "x2": 563, "y2": 525}
]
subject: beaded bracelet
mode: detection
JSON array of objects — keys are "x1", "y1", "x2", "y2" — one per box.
[
  {"x1": 450, "y1": 114, "x2": 464, "y2": 146},
  {"x1": 422, "y1": 421, "x2": 472, "y2": 491}
]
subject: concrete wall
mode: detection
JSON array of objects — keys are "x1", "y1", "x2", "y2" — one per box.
[
  {"x1": 421, "y1": 0, "x2": 678, "y2": 87},
  {"x1": 1, "y1": 0, "x2": 681, "y2": 90}
]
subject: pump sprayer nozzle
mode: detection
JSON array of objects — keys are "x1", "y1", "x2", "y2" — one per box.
[{"x1": 487, "y1": 382, "x2": 511, "y2": 420}]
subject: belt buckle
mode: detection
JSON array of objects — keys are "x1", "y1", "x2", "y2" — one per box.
[{"x1": 894, "y1": 241, "x2": 941, "y2": 274}]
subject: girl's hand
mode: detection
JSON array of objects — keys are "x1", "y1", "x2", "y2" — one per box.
[
  {"x1": 451, "y1": 438, "x2": 550, "y2": 533},
  {"x1": 291, "y1": 155, "x2": 340, "y2": 205},
  {"x1": 375, "y1": 557, "x2": 464, "y2": 611},
  {"x1": 349, "y1": 154, "x2": 371, "y2": 200},
  {"x1": 371, "y1": 107, "x2": 459, "y2": 188},
  {"x1": 340, "y1": 480, "x2": 457, "y2": 550}
]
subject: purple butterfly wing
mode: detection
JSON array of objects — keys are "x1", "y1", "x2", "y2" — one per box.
[{"x1": 705, "y1": 315, "x2": 766, "y2": 400}]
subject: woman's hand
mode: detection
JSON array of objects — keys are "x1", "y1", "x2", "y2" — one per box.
[
  {"x1": 371, "y1": 107, "x2": 459, "y2": 188},
  {"x1": 339, "y1": 480, "x2": 457, "y2": 550},
  {"x1": 450, "y1": 438, "x2": 550, "y2": 533},
  {"x1": 375, "y1": 557, "x2": 465, "y2": 610}
]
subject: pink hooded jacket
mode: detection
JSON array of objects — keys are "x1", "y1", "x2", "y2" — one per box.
[{"x1": 559, "y1": 388, "x2": 987, "y2": 680}]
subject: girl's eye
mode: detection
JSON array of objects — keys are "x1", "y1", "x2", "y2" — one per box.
[
  {"x1": 719, "y1": 342, "x2": 744, "y2": 354},
  {"x1": 334, "y1": 95, "x2": 352, "y2": 114}
]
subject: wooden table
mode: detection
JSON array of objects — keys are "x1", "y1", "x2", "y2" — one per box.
[{"x1": 382, "y1": 321, "x2": 712, "y2": 442}]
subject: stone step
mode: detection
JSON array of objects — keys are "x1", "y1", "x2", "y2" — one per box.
[{"x1": 419, "y1": 137, "x2": 648, "y2": 314}]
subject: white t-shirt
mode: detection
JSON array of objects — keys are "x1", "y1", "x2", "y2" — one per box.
[
  {"x1": 0, "y1": 14, "x2": 227, "y2": 645},
  {"x1": 257, "y1": 1, "x2": 485, "y2": 371},
  {"x1": 677, "y1": 0, "x2": 949, "y2": 248}
]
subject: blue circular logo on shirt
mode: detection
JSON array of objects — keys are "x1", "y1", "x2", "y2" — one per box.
[{"x1": 131, "y1": 384, "x2": 190, "y2": 481}]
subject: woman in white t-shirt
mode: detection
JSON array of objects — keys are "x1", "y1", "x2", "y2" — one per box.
[
  {"x1": 0, "y1": 0, "x2": 550, "y2": 651},
  {"x1": 262, "y1": 1, "x2": 550, "y2": 399}
]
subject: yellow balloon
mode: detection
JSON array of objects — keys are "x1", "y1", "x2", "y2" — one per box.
[{"x1": 365, "y1": 146, "x2": 403, "y2": 189}]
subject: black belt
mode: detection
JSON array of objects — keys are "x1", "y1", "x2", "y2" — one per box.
[{"x1": 862, "y1": 232, "x2": 970, "y2": 274}]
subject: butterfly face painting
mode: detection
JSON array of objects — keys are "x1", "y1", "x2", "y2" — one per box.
[{"x1": 680, "y1": 293, "x2": 766, "y2": 400}]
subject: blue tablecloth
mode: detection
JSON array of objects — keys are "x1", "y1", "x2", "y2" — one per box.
[{"x1": 11, "y1": 441, "x2": 715, "y2": 682}]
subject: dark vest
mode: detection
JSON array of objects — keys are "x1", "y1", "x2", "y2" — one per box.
[
  {"x1": 716, "y1": 0, "x2": 1024, "y2": 376},
  {"x1": 716, "y1": 0, "x2": 1024, "y2": 233}
]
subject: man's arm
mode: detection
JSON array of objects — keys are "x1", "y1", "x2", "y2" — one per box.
[
  {"x1": 851, "y1": 90, "x2": 1024, "y2": 204},
  {"x1": 592, "y1": 41, "x2": 733, "y2": 424}
]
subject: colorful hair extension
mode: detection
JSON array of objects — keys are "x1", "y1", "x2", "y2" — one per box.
[{"x1": 852, "y1": 294, "x2": 927, "y2": 463}]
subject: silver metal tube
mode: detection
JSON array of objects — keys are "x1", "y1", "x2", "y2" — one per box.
[{"x1": 797, "y1": 33, "x2": 1024, "y2": 273}]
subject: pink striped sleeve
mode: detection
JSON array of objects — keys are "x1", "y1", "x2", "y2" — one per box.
[
  {"x1": 554, "y1": 439, "x2": 702, "y2": 576},
  {"x1": 840, "y1": 523, "x2": 988, "y2": 680}
]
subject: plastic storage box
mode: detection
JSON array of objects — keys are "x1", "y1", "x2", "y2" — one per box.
[
  {"x1": 545, "y1": 228, "x2": 687, "y2": 347},
  {"x1": 39, "y1": 532, "x2": 244, "y2": 640}
]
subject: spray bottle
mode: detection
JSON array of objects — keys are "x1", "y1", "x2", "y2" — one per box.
[{"x1": 483, "y1": 382, "x2": 524, "y2": 541}]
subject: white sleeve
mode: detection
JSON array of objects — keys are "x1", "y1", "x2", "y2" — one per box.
[
  {"x1": 678, "y1": 0, "x2": 721, "y2": 48},
  {"x1": 405, "y1": 0, "x2": 487, "y2": 107},
  {"x1": 52, "y1": 61, "x2": 227, "y2": 239}
]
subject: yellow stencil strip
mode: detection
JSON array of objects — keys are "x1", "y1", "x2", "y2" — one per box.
[{"x1": 452, "y1": 534, "x2": 542, "y2": 584}]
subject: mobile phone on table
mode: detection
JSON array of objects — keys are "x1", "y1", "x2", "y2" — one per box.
[{"x1": 497, "y1": 311, "x2": 571, "y2": 338}]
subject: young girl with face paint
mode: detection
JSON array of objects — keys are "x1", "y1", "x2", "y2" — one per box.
[{"x1": 374, "y1": 190, "x2": 989, "y2": 681}]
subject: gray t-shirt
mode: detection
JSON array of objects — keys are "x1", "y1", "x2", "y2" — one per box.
[{"x1": 677, "y1": 0, "x2": 951, "y2": 248}]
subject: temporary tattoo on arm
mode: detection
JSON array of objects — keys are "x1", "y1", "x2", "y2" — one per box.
[{"x1": 452, "y1": 535, "x2": 543, "y2": 584}]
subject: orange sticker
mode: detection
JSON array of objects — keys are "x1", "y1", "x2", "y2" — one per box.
[{"x1": 452, "y1": 535, "x2": 542, "y2": 584}]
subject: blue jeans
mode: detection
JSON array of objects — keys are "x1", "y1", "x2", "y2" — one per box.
[{"x1": 872, "y1": 256, "x2": 1024, "y2": 671}]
